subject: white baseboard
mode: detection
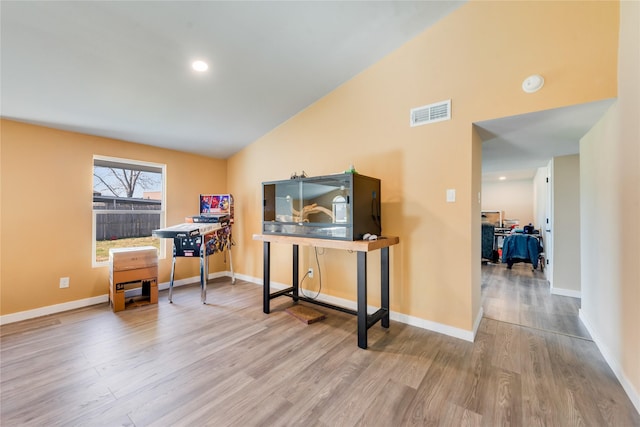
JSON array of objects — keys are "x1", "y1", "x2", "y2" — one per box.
[
  {"x1": 579, "y1": 309, "x2": 640, "y2": 415},
  {"x1": 551, "y1": 287, "x2": 581, "y2": 298},
  {"x1": 157, "y1": 271, "x2": 230, "y2": 291},
  {"x1": 231, "y1": 272, "x2": 260, "y2": 285},
  {"x1": 392, "y1": 307, "x2": 480, "y2": 342},
  {"x1": 0, "y1": 295, "x2": 109, "y2": 325},
  {"x1": 1, "y1": 271, "x2": 479, "y2": 342},
  {"x1": 473, "y1": 306, "x2": 484, "y2": 338},
  {"x1": 0, "y1": 271, "x2": 234, "y2": 325},
  {"x1": 247, "y1": 274, "x2": 479, "y2": 342}
]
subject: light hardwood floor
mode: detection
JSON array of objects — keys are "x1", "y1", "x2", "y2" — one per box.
[
  {"x1": 1, "y1": 272, "x2": 638, "y2": 426},
  {"x1": 481, "y1": 262, "x2": 591, "y2": 339}
]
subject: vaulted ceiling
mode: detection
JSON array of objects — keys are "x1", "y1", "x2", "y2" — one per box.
[
  {"x1": 1, "y1": 1, "x2": 464, "y2": 159},
  {"x1": 1, "y1": 1, "x2": 612, "y2": 178}
]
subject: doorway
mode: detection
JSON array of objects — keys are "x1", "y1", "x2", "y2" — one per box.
[{"x1": 474, "y1": 101, "x2": 615, "y2": 340}]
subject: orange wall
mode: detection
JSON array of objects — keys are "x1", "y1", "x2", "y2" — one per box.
[
  {"x1": 0, "y1": 120, "x2": 227, "y2": 315},
  {"x1": 0, "y1": 1, "x2": 620, "y2": 332},
  {"x1": 227, "y1": 0, "x2": 619, "y2": 331}
]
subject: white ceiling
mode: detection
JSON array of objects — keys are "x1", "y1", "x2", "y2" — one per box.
[
  {"x1": 1, "y1": 1, "x2": 615, "y2": 178},
  {"x1": 0, "y1": 0, "x2": 465, "y2": 159},
  {"x1": 477, "y1": 98, "x2": 616, "y2": 182}
]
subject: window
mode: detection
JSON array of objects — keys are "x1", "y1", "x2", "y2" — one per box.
[{"x1": 92, "y1": 155, "x2": 165, "y2": 267}]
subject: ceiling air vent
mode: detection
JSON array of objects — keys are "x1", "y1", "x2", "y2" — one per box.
[{"x1": 410, "y1": 99, "x2": 451, "y2": 127}]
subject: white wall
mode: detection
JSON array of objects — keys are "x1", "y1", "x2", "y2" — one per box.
[
  {"x1": 579, "y1": 0, "x2": 640, "y2": 412},
  {"x1": 482, "y1": 179, "x2": 534, "y2": 227},
  {"x1": 550, "y1": 155, "x2": 581, "y2": 296},
  {"x1": 533, "y1": 166, "x2": 549, "y2": 232},
  {"x1": 533, "y1": 166, "x2": 550, "y2": 277}
]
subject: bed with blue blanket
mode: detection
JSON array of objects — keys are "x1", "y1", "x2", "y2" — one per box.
[{"x1": 501, "y1": 233, "x2": 543, "y2": 269}]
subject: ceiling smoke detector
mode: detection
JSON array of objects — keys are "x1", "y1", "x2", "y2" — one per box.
[{"x1": 522, "y1": 74, "x2": 544, "y2": 93}]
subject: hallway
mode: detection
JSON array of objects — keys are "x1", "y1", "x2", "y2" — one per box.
[{"x1": 481, "y1": 262, "x2": 591, "y2": 340}]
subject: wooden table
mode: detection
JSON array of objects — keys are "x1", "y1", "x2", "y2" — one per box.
[{"x1": 253, "y1": 234, "x2": 399, "y2": 349}]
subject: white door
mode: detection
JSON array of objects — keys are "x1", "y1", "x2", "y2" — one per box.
[{"x1": 545, "y1": 168, "x2": 553, "y2": 285}]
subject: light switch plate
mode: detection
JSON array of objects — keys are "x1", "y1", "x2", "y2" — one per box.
[{"x1": 446, "y1": 189, "x2": 456, "y2": 203}]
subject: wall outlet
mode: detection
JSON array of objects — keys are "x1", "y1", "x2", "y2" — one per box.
[
  {"x1": 308, "y1": 268, "x2": 314, "y2": 278},
  {"x1": 59, "y1": 277, "x2": 70, "y2": 288}
]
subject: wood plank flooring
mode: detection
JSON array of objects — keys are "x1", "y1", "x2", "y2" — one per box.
[
  {"x1": 482, "y1": 263, "x2": 591, "y2": 339},
  {"x1": 1, "y1": 274, "x2": 638, "y2": 426}
]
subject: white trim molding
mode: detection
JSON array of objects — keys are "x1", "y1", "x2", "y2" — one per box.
[
  {"x1": 579, "y1": 309, "x2": 640, "y2": 415},
  {"x1": 0, "y1": 271, "x2": 232, "y2": 325},
  {"x1": 157, "y1": 271, "x2": 229, "y2": 291},
  {"x1": 551, "y1": 287, "x2": 581, "y2": 298},
  {"x1": 0, "y1": 295, "x2": 109, "y2": 325},
  {"x1": 248, "y1": 274, "x2": 480, "y2": 342},
  {"x1": 1, "y1": 271, "x2": 480, "y2": 343}
]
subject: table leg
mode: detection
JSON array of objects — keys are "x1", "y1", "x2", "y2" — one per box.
[
  {"x1": 357, "y1": 251, "x2": 368, "y2": 349},
  {"x1": 263, "y1": 241, "x2": 271, "y2": 314},
  {"x1": 381, "y1": 247, "x2": 390, "y2": 328},
  {"x1": 292, "y1": 244, "x2": 299, "y2": 302},
  {"x1": 228, "y1": 243, "x2": 236, "y2": 285},
  {"x1": 169, "y1": 242, "x2": 176, "y2": 303},
  {"x1": 200, "y1": 239, "x2": 206, "y2": 304}
]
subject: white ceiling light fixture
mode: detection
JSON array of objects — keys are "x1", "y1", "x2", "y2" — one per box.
[
  {"x1": 499, "y1": 176, "x2": 507, "y2": 180},
  {"x1": 522, "y1": 74, "x2": 544, "y2": 93},
  {"x1": 192, "y1": 60, "x2": 209, "y2": 72}
]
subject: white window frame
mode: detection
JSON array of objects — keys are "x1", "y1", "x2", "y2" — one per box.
[{"x1": 92, "y1": 155, "x2": 166, "y2": 268}]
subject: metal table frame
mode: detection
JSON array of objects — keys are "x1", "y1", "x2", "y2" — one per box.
[
  {"x1": 168, "y1": 232, "x2": 235, "y2": 304},
  {"x1": 151, "y1": 224, "x2": 235, "y2": 304},
  {"x1": 254, "y1": 234, "x2": 399, "y2": 349}
]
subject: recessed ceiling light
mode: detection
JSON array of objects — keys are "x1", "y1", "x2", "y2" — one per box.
[
  {"x1": 499, "y1": 176, "x2": 507, "y2": 180},
  {"x1": 192, "y1": 60, "x2": 208, "y2": 72}
]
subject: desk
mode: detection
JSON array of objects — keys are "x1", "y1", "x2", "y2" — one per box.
[
  {"x1": 253, "y1": 234, "x2": 399, "y2": 349},
  {"x1": 153, "y1": 223, "x2": 235, "y2": 303}
]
